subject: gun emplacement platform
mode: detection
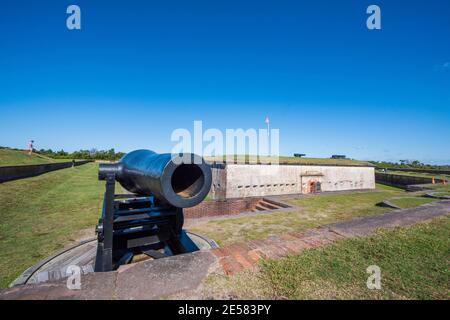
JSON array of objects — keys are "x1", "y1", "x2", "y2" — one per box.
[
  {"x1": 95, "y1": 149, "x2": 212, "y2": 272},
  {"x1": 10, "y1": 149, "x2": 215, "y2": 286}
]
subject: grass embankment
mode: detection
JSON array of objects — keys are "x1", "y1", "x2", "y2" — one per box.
[
  {"x1": 429, "y1": 192, "x2": 450, "y2": 198},
  {"x1": 388, "y1": 197, "x2": 435, "y2": 208},
  {"x1": 189, "y1": 184, "x2": 438, "y2": 246},
  {"x1": 429, "y1": 184, "x2": 450, "y2": 192},
  {"x1": 205, "y1": 155, "x2": 372, "y2": 167},
  {"x1": 378, "y1": 170, "x2": 450, "y2": 181},
  {"x1": 204, "y1": 216, "x2": 450, "y2": 300},
  {"x1": 0, "y1": 148, "x2": 58, "y2": 166},
  {"x1": 0, "y1": 163, "x2": 103, "y2": 287}
]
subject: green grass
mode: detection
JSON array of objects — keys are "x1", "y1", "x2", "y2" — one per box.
[
  {"x1": 0, "y1": 158, "x2": 442, "y2": 291},
  {"x1": 0, "y1": 148, "x2": 59, "y2": 166},
  {"x1": 374, "y1": 183, "x2": 404, "y2": 192},
  {"x1": 258, "y1": 216, "x2": 450, "y2": 299},
  {"x1": 205, "y1": 155, "x2": 373, "y2": 166},
  {"x1": 203, "y1": 216, "x2": 450, "y2": 300},
  {"x1": 189, "y1": 184, "x2": 438, "y2": 246},
  {"x1": 189, "y1": 185, "x2": 431, "y2": 246},
  {"x1": 429, "y1": 192, "x2": 450, "y2": 198},
  {"x1": 388, "y1": 197, "x2": 435, "y2": 209},
  {"x1": 378, "y1": 170, "x2": 450, "y2": 181},
  {"x1": 429, "y1": 184, "x2": 450, "y2": 192},
  {"x1": 0, "y1": 163, "x2": 103, "y2": 287}
]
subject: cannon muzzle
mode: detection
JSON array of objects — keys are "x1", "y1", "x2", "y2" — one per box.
[{"x1": 98, "y1": 149, "x2": 212, "y2": 208}]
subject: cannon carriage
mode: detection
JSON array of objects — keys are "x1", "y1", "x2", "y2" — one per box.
[{"x1": 95, "y1": 150, "x2": 212, "y2": 272}]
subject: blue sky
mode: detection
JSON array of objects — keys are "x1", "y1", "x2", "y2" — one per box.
[{"x1": 1, "y1": 0, "x2": 449, "y2": 163}]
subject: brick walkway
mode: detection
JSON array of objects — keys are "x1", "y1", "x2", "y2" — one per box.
[{"x1": 212, "y1": 228, "x2": 344, "y2": 275}]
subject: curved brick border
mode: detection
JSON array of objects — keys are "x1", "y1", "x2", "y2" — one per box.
[
  {"x1": 10, "y1": 232, "x2": 218, "y2": 288},
  {"x1": 10, "y1": 238, "x2": 97, "y2": 287}
]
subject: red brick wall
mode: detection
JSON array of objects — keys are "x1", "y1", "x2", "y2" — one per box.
[{"x1": 184, "y1": 198, "x2": 261, "y2": 219}]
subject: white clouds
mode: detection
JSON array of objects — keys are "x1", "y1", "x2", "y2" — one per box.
[
  {"x1": 436, "y1": 62, "x2": 450, "y2": 72},
  {"x1": 433, "y1": 62, "x2": 450, "y2": 72}
]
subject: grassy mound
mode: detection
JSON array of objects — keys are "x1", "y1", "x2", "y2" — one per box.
[
  {"x1": 0, "y1": 148, "x2": 57, "y2": 166},
  {"x1": 205, "y1": 155, "x2": 373, "y2": 166}
]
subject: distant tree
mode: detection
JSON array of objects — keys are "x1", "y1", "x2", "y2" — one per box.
[
  {"x1": 33, "y1": 147, "x2": 124, "y2": 161},
  {"x1": 89, "y1": 148, "x2": 98, "y2": 157}
]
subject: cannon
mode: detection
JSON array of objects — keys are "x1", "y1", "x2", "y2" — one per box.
[{"x1": 94, "y1": 150, "x2": 212, "y2": 272}]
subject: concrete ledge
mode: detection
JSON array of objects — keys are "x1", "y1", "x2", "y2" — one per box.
[
  {"x1": 0, "y1": 160, "x2": 92, "y2": 183},
  {"x1": 376, "y1": 172, "x2": 436, "y2": 188},
  {"x1": 0, "y1": 271, "x2": 116, "y2": 300},
  {"x1": 0, "y1": 251, "x2": 217, "y2": 300},
  {"x1": 377, "y1": 167, "x2": 450, "y2": 175},
  {"x1": 376, "y1": 200, "x2": 402, "y2": 209},
  {"x1": 425, "y1": 192, "x2": 450, "y2": 200},
  {"x1": 115, "y1": 251, "x2": 217, "y2": 299}
]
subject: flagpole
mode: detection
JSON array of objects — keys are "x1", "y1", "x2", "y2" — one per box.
[
  {"x1": 268, "y1": 120, "x2": 270, "y2": 157},
  {"x1": 265, "y1": 116, "x2": 270, "y2": 157}
]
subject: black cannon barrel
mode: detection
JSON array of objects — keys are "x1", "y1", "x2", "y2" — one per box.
[{"x1": 98, "y1": 150, "x2": 212, "y2": 208}]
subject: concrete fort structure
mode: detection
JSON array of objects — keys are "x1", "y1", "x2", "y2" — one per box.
[{"x1": 209, "y1": 162, "x2": 375, "y2": 199}]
